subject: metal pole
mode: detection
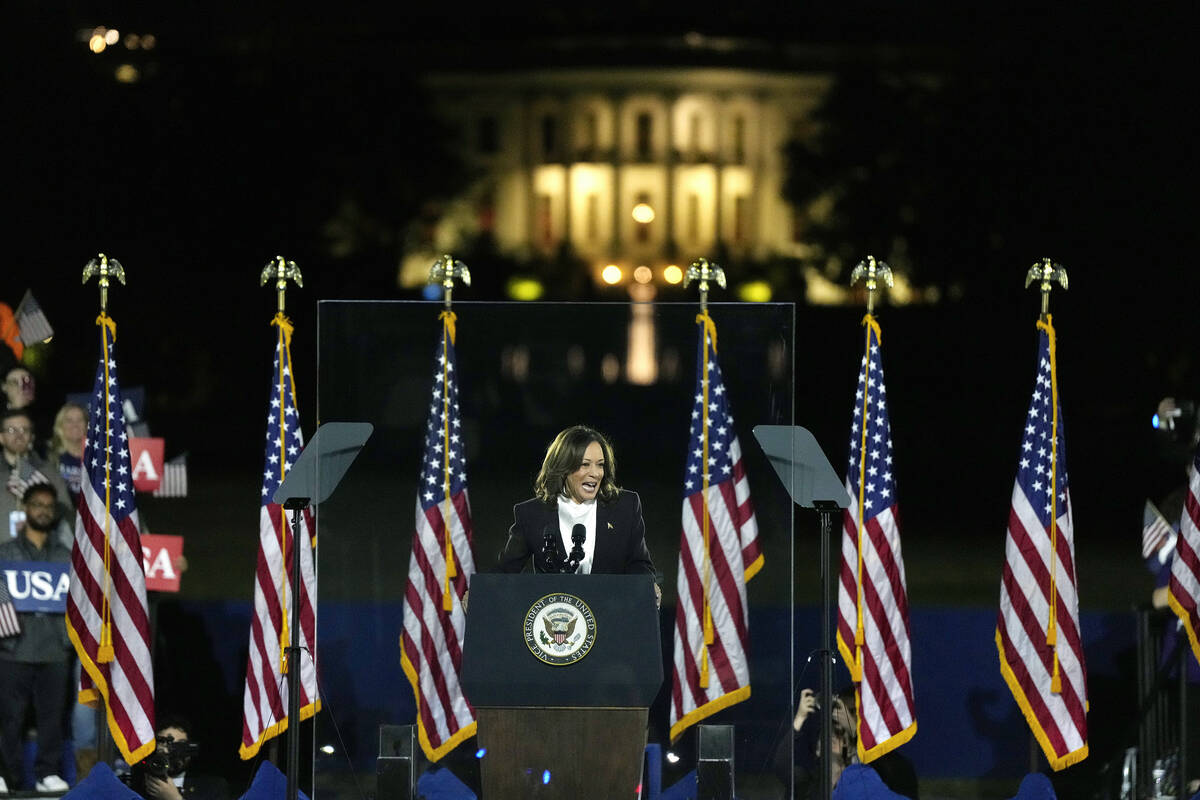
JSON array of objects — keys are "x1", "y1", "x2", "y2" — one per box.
[
  {"x1": 285, "y1": 502, "x2": 307, "y2": 800},
  {"x1": 1179, "y1": 642, "x2": 1188, "y2": 800},
  {"x1": 816, "y1": 503, "x2": 836, "y2": 800}
]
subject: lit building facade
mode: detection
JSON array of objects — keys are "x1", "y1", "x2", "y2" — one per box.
[{"x1": 404, "y1": 66, "x2": 830, "y2": 289}]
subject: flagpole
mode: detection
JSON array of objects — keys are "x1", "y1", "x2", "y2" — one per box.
[
  {"x1": 81, "y1": 254, "x2": 129, "y2": 770},
  {"x1": 428, "y1": 255, "x2": 471, "y2": 612},
  {"x1": 683, "y1": 258, "x2": 726, "y2": 688},
  {"x1": 260, "y1": 256, "x2": 306, "y2": 800},
  {"x1": 848, "y1": 257, "x2": 893, "y2": 678},
  {"x1": 840, "y1": 257, "x2": 895, "y2": 793},
  {"x1": 1022, "y1": 258, "x2": 1069, "y2": 772}
]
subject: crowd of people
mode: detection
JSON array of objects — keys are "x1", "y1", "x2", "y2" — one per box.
[{"x1": 0, "y1": 363, "x2": 99, "y2": 793}]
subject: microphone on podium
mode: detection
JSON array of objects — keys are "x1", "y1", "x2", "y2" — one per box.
[
  {"x1": 566, "y1": 524, "x2": 586, "y2": 573},
  {"x1": 541, "y1": 524, "x2": 561, "y2": 573}
]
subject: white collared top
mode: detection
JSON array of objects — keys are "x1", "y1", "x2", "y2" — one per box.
[{"x1": 557, "y1": 494, "x2": 597, "y2": 574}]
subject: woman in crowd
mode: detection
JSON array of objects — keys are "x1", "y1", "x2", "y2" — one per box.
[{"x1": 48, "y1": 402, "x2": 87, "y2": 507}]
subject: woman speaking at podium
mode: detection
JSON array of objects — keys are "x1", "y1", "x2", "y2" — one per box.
[{"x1": 498, "y1": 425, "x2": 656, "y2": 577}]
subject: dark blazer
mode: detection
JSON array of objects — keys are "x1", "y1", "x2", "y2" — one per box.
[{"x1": 497, "y1": 489, "x2": 655, "y2": 575}]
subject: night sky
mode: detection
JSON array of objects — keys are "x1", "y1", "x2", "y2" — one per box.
[{"x1": 7, "y1": 1, "x2": 1194, "y2": 487}]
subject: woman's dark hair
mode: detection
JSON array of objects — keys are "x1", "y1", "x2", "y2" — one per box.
[{"x1": 533, "y1": 425, "x2": 619, "y2": 504}]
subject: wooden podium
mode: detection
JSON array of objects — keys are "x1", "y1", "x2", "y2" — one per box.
[{"x1": 462, "y1": 574, "x2": 663, "y2": 799}]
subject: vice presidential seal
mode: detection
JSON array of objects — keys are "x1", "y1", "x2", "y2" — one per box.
[{"x1": 524, "y1": 593, "x2": 597, "y2": 665}]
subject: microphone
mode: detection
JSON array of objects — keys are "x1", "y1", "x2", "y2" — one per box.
[
  {"x1": 541, "y1": 524, "x2": 562, "y2": 573},
  {"x1": 566, "y1": 524, "x2": 586, "y2": 573}
]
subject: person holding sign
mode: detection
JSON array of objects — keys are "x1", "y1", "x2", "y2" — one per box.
[{"x1": 0, "y1": 483, "x2": 72, "y2": 793}]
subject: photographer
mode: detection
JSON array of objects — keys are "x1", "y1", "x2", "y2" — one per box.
[{"x1": 132, "y1": 715, "x2": 229, "y2": 800}]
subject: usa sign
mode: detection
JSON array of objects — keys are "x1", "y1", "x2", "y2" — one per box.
[
  {"x1": 141, "y1": 533, "x2": 184, "y2": 593},
  {"x1": 128, "y1": 437, "x2": 165, "y2": 493},
  {"x1": 1, "y1": 561, "x2": 70, "y2": 612}
]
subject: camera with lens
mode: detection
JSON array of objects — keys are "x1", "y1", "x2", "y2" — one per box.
[{"x1": 123, "y1": 736, "x2": 201, "y2": 792}]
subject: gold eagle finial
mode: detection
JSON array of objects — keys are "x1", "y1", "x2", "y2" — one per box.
[
  {"x1": 82, "y1": 253, "x2": 127, "y2": 314},
  {"x1": 850, "y1": 255, "x2": 894, "y2": 314}
]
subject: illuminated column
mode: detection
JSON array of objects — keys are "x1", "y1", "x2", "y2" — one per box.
[
  {"x1": 561, "y1": 99, "x2": 572, "y2": 246},
  {"x1": 664, "y1": 90, "x2": 677, "y2": 255},
  {"x1": 523, "y1": 98, "x2": 537, "y2": 250},
  {"x1": 611, "y1": 92, "x2": 624, "y2": 254},
  {"x1": 714, "y1": 94, "x2": 725, "y2": 250}
]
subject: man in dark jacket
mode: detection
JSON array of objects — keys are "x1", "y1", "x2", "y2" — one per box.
[{"x1": 0, "y1": 483, "x2": 72, "y2": 792}]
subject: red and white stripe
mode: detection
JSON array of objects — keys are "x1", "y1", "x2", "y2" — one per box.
[
  {"x1": 239, "y1": 503, "x2": 319, "y2": 758},
  {"x1": 66, "y1": 473, "x2": 156, "y2": 763},
  {"x1": 399, "y1": 494, "x2": 476, "y2": 760},
  {"x1": 1167, "y1": 456, "x2": 1200, "y2": 664},
  {"x1": 837, "y1": 498, "x2": 916, "y2": 758},
  {"x1": 670, "y1": 437, "x2": 759, "y2": 741},
  {"x1": 997, "y1": 484, "x2": 1089, "y2": 769},
  {"x1": 0, "y1": 579, "x2": 21, "y2": 638}
]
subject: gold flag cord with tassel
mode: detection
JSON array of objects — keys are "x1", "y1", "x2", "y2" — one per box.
[
  {"x1": 440, "y1": 311, "x2": 458, "y2": 612},
  {"x1": 96, "y1": 313, "x2": 117, "y2": 663},
  {"x1": 852, "y1": 313, "x2": 883, "y2": 682},
  {"x1": 696, "y1": 312, "x2": 718, "y2": 688},
  {"x1": 272, "y1": 312, "x2": 295, "y2": 674},
  {"x1": 1038, "y1": 314, "x2": 1062, "y2": 694}
]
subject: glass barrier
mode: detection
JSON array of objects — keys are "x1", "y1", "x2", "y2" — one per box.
[{"x1": 314, "y1": 300, "x2": 797, "y2": 798}]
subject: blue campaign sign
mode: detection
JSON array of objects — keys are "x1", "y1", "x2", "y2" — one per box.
[{"x1": 1, "y1": 561, "x2": 70, "y2": 613}]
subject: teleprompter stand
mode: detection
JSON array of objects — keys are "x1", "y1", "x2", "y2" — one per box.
[
  {"x1": 461, "y1": 573, "x2": 662, "y2": 799},
  {"x1": 752, "y1": 425, "x2": 848, "y2": 800},
  {"x1": 272, "y1": 421, "x2": 374, "y2": 800}
]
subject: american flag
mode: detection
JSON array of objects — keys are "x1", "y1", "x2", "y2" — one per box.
[
  {"x1": 1141, "y1": 499, "x2": 1175, "y2": 563},
  {"x1": 669, "y1": 313, "x2": 762, "y2": 742},
  {"x1": 399, "y1": 311, "x2": 477, "y2": 761},
  {"x1": 240, "y1": 315, "x2": 320, "y2": 760},
  {"x1": 1166, "y1": 443, "x2": 1200, "y2": 664},
  {"x1": 836, "y1": 316, "x2": 916, "y2": 761},
  {"x1": 65, "y1": 315, "x2": 156, "y2": 764},
  {"x1": 14, "y1": 290, "x2": 53, "y2": 345},
  {"x1": 0, "y1": 574, "x2": 20, "y2": 638},
  {"x1": 152, "y1": 453, "x2": 188, "y2": 498},
  {"x1": 996, "y1": 317, "x2": 1088, "y2": 770}
]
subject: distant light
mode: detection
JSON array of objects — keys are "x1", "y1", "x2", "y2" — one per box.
[
  {"x1": 115, "y1": 64, "x2": 140, "y2": 83},
  {"x1": 105, "y1": 28, "x2": 119, "y2": 45},
  {"x1": 601, "y1": 265, "x2": 623, "y2": 285},
  {"x1": 319, "y1": 744, "x2": 335, "y2": 755},
  {"x1": 506, "y1": 275, "x2": 544, "y2": 301},
  {"x1": 736, "y1": 280, "x2": 772, "y2": 302},
  {"x1": 542, "y1": 770, "x2": 551, "y2": 785},
  {"x1": 89, "y1": 35, "x2": 107, "y2": 53},
  {"x1": 633, "y1": 266, "x2": 653, "y2": 284},
  {"x1": 124, "y1": 33, "x2": 140, "y2": 48},
  {"x1": 600, "y1": 354, "x2": 620, "y2": 384},
  {"x1": 566, "y1": 345, "x2": 585, "y2": 377},
  {"x1": 475, "y1": 748, "x2": 487, "y2": 759},
  {"x1": 663, "y1": 265, "x2": 683, "y2": 284},
  {"x1": 141, "y1": 33, "x2": 156, "y2": 49},
  {"x1": 631, "y1": 203, "x2": 655, "y2": 224},
  {"x1": 666, "y1": 751, "x2": 680, "y2": 764},
  {"x1": 421, "y1": 284, "x2": 443, "y2": 301},
  {"x1": 1152, "y1": 414, "x2": 1161, "y2": 430}
]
